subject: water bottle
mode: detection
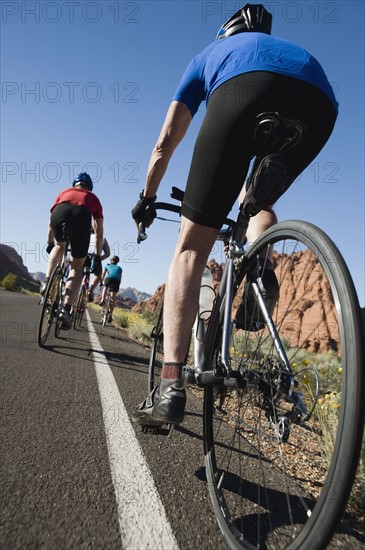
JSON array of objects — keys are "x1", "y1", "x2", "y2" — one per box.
[{"x1": 199, "y1": 266, "x2": 215, "y2": 321}]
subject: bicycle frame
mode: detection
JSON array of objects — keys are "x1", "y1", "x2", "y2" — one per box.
[{"x1": 196, "y1": 218, "x2": 295, "y2": 387}]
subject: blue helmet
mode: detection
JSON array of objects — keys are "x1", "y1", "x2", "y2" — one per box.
[
  {"x1": 216, "y1": 4, "x2": 272, "y2": 40},
  {"x1": 72, "y1": 172, "x2": 93, "y2": 191}
]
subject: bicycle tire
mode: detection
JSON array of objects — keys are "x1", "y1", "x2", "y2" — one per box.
[
  {"x1": 148, "y1": 294, "x2": 164, "y2": 393},
  {"x1": 74, "y1": 284, "x2": 87, "y2": 329},
  {"x1": 101, "y1": 309, "x2": 107, "y2": 327},
  {"x1": 38, "y1": 267, "x2": 61, "y2": 347},
  {"x1": 101, "y1": 294, "x2": 109, "y2": 327},
  {"x1": 203, "y1": 220, "x2": 364, "y2": 549}
]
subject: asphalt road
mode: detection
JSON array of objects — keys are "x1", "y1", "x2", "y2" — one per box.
[
  {"x1": 0, "y1": 290, "x2": 226, "y2": 550},
  {"x1": 0, "y1": 290, "x2": 363, "y2": 549}
]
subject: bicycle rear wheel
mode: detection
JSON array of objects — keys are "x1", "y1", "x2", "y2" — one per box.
[
  {"x1": 203, "y1": 220, "x2": 364, "y2": 549},
  {"x1": 38, "y1": 267, "x2": 61, "y2": 347},
  {"x1": 74, "y1": 284, "x2": 87, "y2": 329},
  {"x1": 54, "y1": 277, "x2": 65, "y2": 339},
  {"x1": 148, "y1": 295, "x2": 164, "y2": 393}
]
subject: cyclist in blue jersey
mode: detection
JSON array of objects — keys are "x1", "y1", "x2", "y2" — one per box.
[
  {"x1": 131, "y1": 3, "x2": 338, "y2": 427},
  {"x1": 99, "y1": 256, "x2": 123, "y2": 319}
]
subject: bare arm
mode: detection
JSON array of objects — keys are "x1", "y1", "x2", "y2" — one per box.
[
  {"x1": 143, "y1": 100, "x2": 192, "y2": 198},
  {"x1": 93, "y1": 218, "x2": 104, "y2": 256},
  {"x1": 47, "y1": 222, "x2": 55, "y2": 244},
  {"x1": 100, "y1": 238, "x2": 110, "y2": 261}
]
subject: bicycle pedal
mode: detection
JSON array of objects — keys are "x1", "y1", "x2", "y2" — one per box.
[
  {"x1": 141, "y1": 424, "x2": 172, "y2": 436},
  {"x1": 141, "y1": 425, "x2": 159, "y2": 434}
]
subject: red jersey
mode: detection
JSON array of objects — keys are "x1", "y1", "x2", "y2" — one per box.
[{"x1": 51, "y1": 187, "x2": 103, "y2": 219}]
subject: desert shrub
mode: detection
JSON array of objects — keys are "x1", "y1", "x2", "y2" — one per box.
[
  {"x1": 113, "y1": 308, "x2": 153, "y2": 341},
  {"x1": 1, "y1": 273, "x2": 18, "y2": 291}
]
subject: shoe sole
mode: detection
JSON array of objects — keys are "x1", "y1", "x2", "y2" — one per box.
[{"x1": 131, "y1": 413, "x2": 183, "y2": 427}]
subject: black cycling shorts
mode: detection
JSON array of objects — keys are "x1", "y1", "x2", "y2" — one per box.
[
  {"x1": 104, "y1": 277, "x2": 120, "y2": 293},
  {"x1": 181, "y1": 72, "x2": 337, "y2": 229},
  {"x1": 50, "y1": 203, "x2": 91, "y2": 258},
  {"x1": 84, "y1": 255, "x2": 102, "y2": 276}
]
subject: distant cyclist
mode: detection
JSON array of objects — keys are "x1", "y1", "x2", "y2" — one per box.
[
  {"x1": 99, "y1": 256, "x2": 123, "y2": 320},
  {"x1": 131, "y1": 3, "x2": 338, "y2": 428},
  {"x1": 84, "y1": 228, "x2": 111, "y2": 302},
  {"x1": 41, "y1": 173, "x2": 104, "y2": 329}
]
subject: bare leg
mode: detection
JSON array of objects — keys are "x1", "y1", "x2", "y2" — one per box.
[
  {"x1": 63, "y1": 257, "x2": 85, "y2": 307},
  {"x1": 163, "y1": 217, "x2": 219, "y2": 364},
  {"x1": 239, "y1": 184, "x2": 277, "y2": 259},
  {"x1": 100, "y1": 285, "x2": 107, "y2": 303},
  {"x1": 46, "y1": 242, "x2": 65, "y2": 278},
  {"x1": 90, "y1": 274, "x2": 101, "y2": 292},
  {"x1": 109, "y1": 292, "x2": 116, "y2": 313},
  {"x1": 247, "y1": 207, "x2": 277, "y2": 246}
]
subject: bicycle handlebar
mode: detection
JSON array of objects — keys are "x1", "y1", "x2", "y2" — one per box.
[
  {"x1": 136, "y1": 187, "x2": 236, "y2": 244},
  {"x1": 136, "y1": 201, "x2": 182, "y2": 244}
]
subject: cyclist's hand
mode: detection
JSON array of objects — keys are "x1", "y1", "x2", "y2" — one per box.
[
  {"x1": 131, "y1": 191, "x2": 157, "y2": 228},
  {"x1": 46, "y1": 242, "x2": 55, "y2": 254}
]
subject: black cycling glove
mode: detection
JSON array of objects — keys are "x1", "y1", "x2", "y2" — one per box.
[
  {"x1": 46, "y1": 242, "x2": 55, "y2": 254},
  {"x1": 131, "y1": 191, "x2": 157, "y2": 227}
]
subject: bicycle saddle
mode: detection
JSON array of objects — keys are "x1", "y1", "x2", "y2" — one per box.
[{"x1": 253, "y1": 112, "x2": 306, "y2": 157}]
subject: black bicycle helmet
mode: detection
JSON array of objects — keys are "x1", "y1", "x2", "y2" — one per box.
[
  {"x1": 72, "y1": 172, "x2": 93, "y2": 191},
  {"x1": 110, "y1": 256, "x2": 120, "y2": 263},
  {"x1": 216, "y1": 3, "x2": 272, "y2": 40}
]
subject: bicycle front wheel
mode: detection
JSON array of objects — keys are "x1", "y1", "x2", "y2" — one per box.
[
  {"x1": 203, "y1": 220, "x2": 364, "y2": 549},
  {"x1": 38, "y1": 267, "x2": 61, "y2": 347}
]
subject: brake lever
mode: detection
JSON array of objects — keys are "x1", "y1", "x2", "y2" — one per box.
[{"x1": 137, "y1": 222, "x2": 147, "y2": 244}]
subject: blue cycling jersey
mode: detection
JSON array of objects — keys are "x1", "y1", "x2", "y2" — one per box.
[
  {"x1": 105, "y1": 264, "x2": 123, "y2": 281},
  {"x1": 173, "y1": 33, "x2": 338, "y2": 117}
]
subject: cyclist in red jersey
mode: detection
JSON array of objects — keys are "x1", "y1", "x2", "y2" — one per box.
[{"x1": 40, "y1": 172, "x2": 104, "y2": 329}]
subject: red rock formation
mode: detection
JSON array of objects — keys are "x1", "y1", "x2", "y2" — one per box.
[
  {"x1": 132, "y1": 284, "x2": 165, "y2": 313},
  {"x1": 134, "y1": 250, "x2": 343, "y2": 353},
  {"x1": 232, "y1": 249, "x2": 340, "y2": 353}
]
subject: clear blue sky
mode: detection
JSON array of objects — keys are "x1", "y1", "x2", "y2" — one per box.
[{"x1": 1, "y1": 1, "x2": 364, "y2": 305}]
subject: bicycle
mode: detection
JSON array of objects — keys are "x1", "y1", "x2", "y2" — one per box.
[
  {"x1": 100, "y1": 286, "x2": 113, "y2": 327},
  {"x1": 136, "y1": 112, "x2": 365, "y2": 549},
  {"x1": 38, "y1": 224, "x2": 72, "y2": 347},
  {"x1": 73, "y1": 262, "x2": 91, "y2": 329}
]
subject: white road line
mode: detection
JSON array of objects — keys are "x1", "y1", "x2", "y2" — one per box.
[{"x1": 86, "y1": 310, "x2": 179, "y2": 550}]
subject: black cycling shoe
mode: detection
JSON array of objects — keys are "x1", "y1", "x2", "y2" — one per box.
[
  {"x1": 59, "y1": 306, "x2": 72, "y2": 330},
  {"x1": 132, "y1": 384, "x2": 186, "y2": 427},
  {"x1": 235, "y1": 264, "x2": 279, "y2": 331}
]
